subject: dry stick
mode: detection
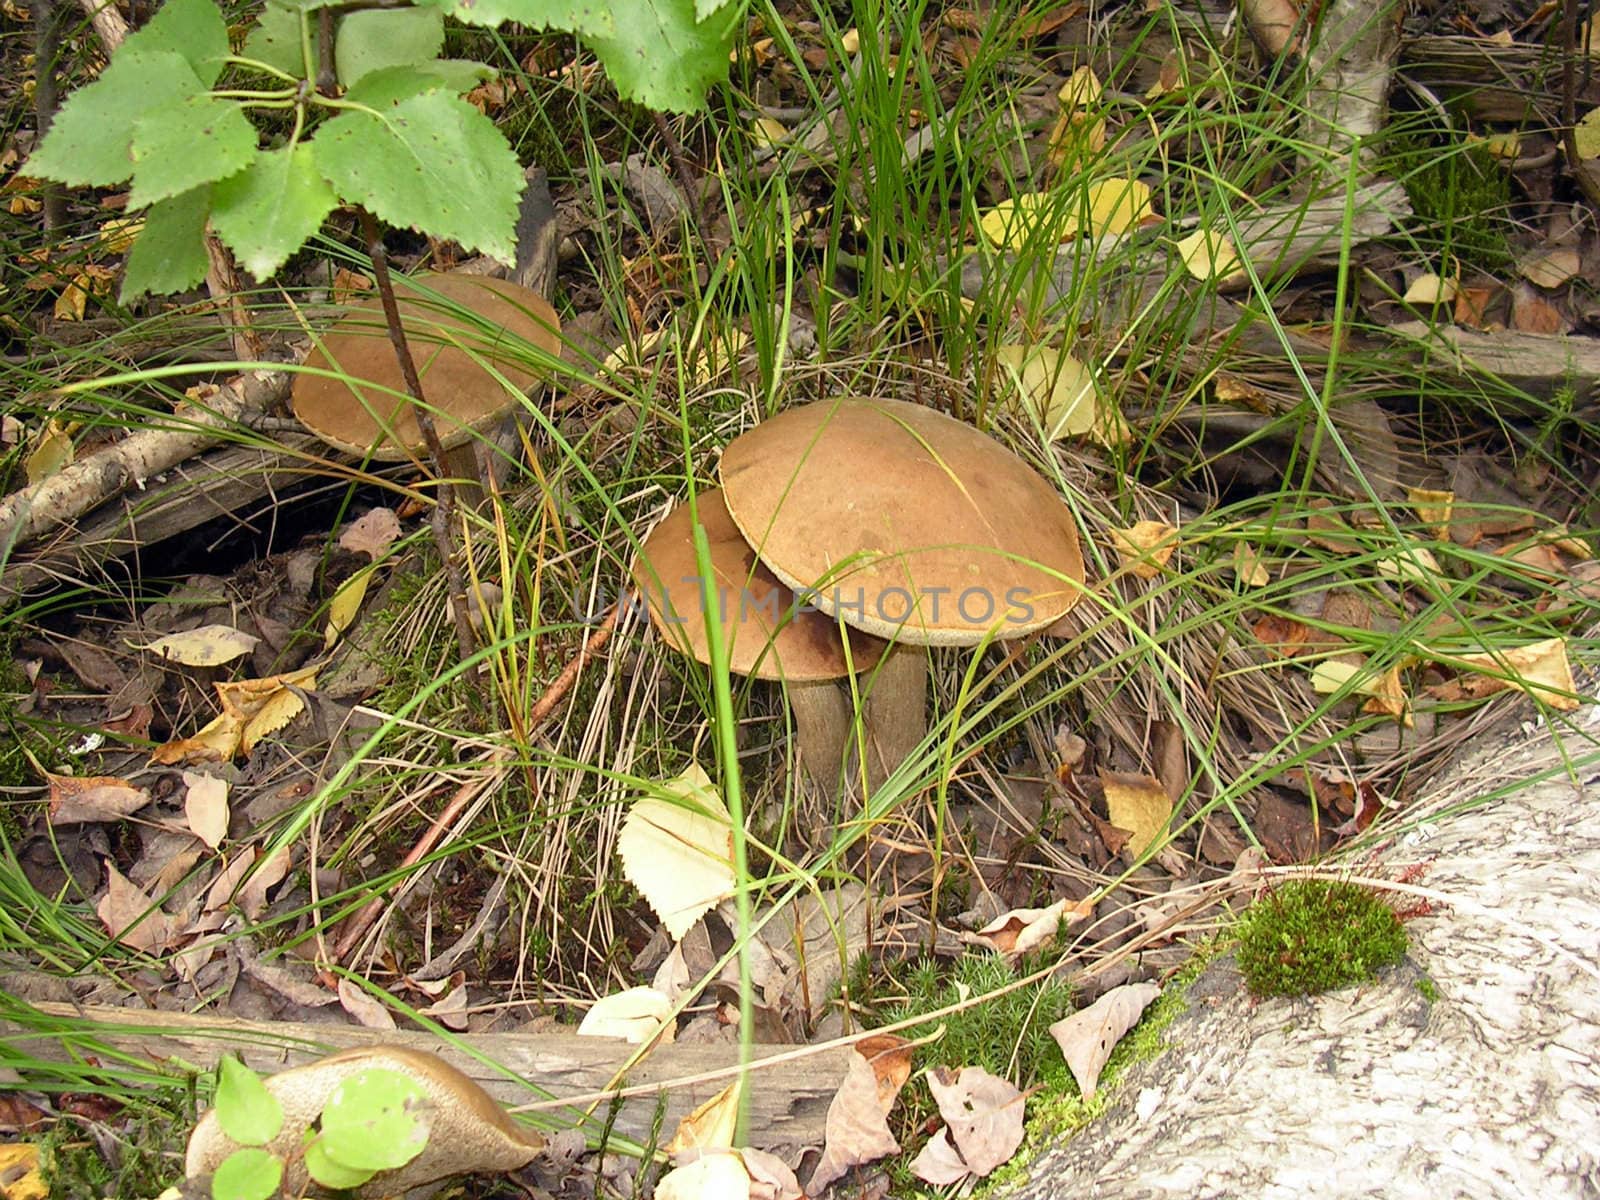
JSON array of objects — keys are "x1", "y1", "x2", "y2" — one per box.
[
  {"x1": 358, "y1": 209, "x2": 479, "y2": 665},
  {"x1": 1559, "y1": 0, "x2": 1600, "y2": 209},
  {"x1": 331, "y1": 605, "x2": 618, "y2": 965},
  {"x1": 72, "y1": 0, "x2": 127, "y2": 56},
  {"x1": 34, "y1": 0, "x2": 66, "y2": 232},
  {"x1": 652, "y1": 111, "x2": 707, "y2": 239}
]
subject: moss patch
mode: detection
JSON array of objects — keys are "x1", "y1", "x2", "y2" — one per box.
[{"x1": 1235, "y1": 879, "x2": 1407, "y2": 999}]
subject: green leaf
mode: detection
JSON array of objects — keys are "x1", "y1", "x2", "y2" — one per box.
[
  {"x1": 215, "y1": 1057, "x2": 285, "y2": 1146},
  {"x1": 334, "y1": 7, "x2": 444, "y2": 88},
  {"x1": 317, "y1": 1068, "x2": 429, "y2": 1172},
  {"x1": 121, "y1": 186, "x2": 212, "y2": 301},
  {"x1": 241, "y1": 2, "x2": 307, "y2": 79},
  {"x1": 25, "y1": 50, "x2": 204, "y2": 186},
  {"x1": 133, "y1": 0, "x2": 229, "y2": 87},
  {"x1": 303, "y1": 1136, "x2": 374, "y2": 1191},
  {"x1": 417, "y1": 0, "x2": 613, "y2": 35},
  {"x1": 129, "y1": 95, "x2": 259, "y2": 209},
  {"x1": 213, "y1": 143, "x2": 338, "y2": 278},
  {"x1": 344, "y1": 61, "x2": 494, "y2": 108},
  {"x1": 211, "y1": 1148, "x2": 283, "y2": 1200},
  {"x1": 311, "y1": 92, "x2": 523, "y2": 264},
  {"x1": 584, "y1": 0, "x2": 740, "y2": 112}
]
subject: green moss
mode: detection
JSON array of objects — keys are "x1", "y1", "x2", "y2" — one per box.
[
  {"x1": 1416, "y1": 974, "x2": 1439, "y2": 1004},
  {"x1": 1385, "y1": 120, "x2": 1514, "y2": 272},
  {"x1": 1234, "y1": 879, "x2": 1407, "y2": 999}
]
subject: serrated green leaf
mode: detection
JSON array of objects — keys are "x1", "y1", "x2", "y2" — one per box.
[
  {"x1": 121, "y1": 186, "x2": 212, "y2": 301},
  {"x1": 25, "y1": 50, "x2": 204, "y2": 186},
  {"x1": 212, "y1": 1148, "x2": 283, "y2": 1200},
  {"x1": 129, "y1": 95, "x2": 259, "y2": 209},
  {"x1": 318, "y1": 1068, "x2": 429, "y2": 1172},
  {"x1": 241, "y1": 2, "x2": 308, "y2": 79},
  {"x1": 212, "y1": 143, "x2": 337, "y2": 278},
  {"x1": 344, "y1": 61, "x2": 494, "y2": 108},
  {"x1": 132, "y1": 0, "x2": 229, "y2": 87},
  {"x1": 335, "y1": 7, "x2": 444, "y2": 88},
  {"x1": 415, "y1": 0, "x2": 613, "y2": 35},
  {"x1": 303, "y1": 1136, "x2": 374, "y2": 1191},
  {"x1": 585, "y1": 0, "x2": 739, "y2": 112},
  {"x1": 215, "y1": 1057, "x2": 285, "y2": 1146},
  {"x1": 311, "y1": 93, "x2": 522, "y2": 264}
]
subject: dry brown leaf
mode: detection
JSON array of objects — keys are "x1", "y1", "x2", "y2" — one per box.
[
  {"x1": 963, "y1": 897, "x2": 1074, "y2": 957},
  {"x1": 909, "y1": 1128, "x2": 971, "y2": 1186},
  {"x1": 1048, "y1": 982, "x2": 1162, "y2": 1098},
  {"x1": 1510, "y1": 285, "x2": 1564, "y2": 334},
  {"x1": 418, "y1": 982, "x2": 471, "y2": 1030},
  {"x1": 1454, "y1": 284, "x2": 1497, "y2": 330},
  {"x1": 97, "y1": 862, "x2": 177, "y2": 954},
  {"x1": 236, "y1": 845, "x2": 291, "y2": 917},
  {"x1": 337, "y1": 977, "x2": 397, "y2": 1029},
  {"x1": 1519, "y1": 247, "x2": 1582, "y2": 289},
  {"x1": 924, "y1": 1065, "x2": 1025, "y2": 1177},
  {"x1": 47, "y1": 774, "x2": 149, "y2": 825},
  {"x1": 1403, "y1": 271, "x2": 1458, "y2": 306},
  {"x1": 339, "y1": 507, "x2": 402, "y2": 558},
  {"x1": 182, "y1": 771, "x2": 229, "y2": 849},
  {"x1": 807, "y1": 1049, "x2": 902, "y2": 1194},
  {"x1": 1232, "y1": 542, "x2": 1270, "y2": 587},
  {"x1": 1100, "y1": 771, "x2": 1171, "y2": 858},
  {"x1": 739, "y1": 1147, "x2": 803, "y2": 1200},
  {"x1": 1240, "y1": 0, "x2": 1304, "y2": 55}
]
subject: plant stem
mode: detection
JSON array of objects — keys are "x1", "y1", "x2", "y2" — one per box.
[{"x1": 359, "y1": 208, "x2": 479, "y2": 665}]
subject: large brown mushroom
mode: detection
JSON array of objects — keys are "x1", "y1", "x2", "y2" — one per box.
[
  {"x1": 292, "y1": 272, "x2": 561, "y2": 483},
  {"x1": 717, "y1": 397, "x2": 1085, "y2": 789},
  {"x1": 632, "y1": 488, "x2": 886, "y2": 797}
]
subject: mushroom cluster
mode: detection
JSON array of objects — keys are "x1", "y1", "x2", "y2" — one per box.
[{"x1": 633, "y1": 397, "x2": 1085, "y2": 801}]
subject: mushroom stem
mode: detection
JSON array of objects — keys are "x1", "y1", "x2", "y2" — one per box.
[
  {"x1": 858, "y1": 645, "x2": 929, "y2": 794},
  {"x1": 787, "y1": 680, "x2": 853, "y2": 802}
]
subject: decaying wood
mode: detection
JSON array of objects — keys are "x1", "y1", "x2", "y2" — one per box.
[
  {"x1": 1302, "y1": 0, "x2": 1403, "y2": 175},
  {"x1": 1389, "y1": 321, "x2": 1600, "y2": 411},
  {"x1": 1008, "y1": 694, "x2": 1600, "y2": 1200},
  {"x1": 6, "y1": 1002, "x2": 849, "y2": 1149},
  {"x1": 0, "y1": 369, "x2": 289, "y2": 566},
  {"x1": 1398, "y1": 34, "x2": 1594, "y2": 126},
  {"x1": 0, "y1": 433, "x2": 330, "y2": 604}
]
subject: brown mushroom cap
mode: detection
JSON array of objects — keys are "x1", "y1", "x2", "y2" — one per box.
[
  {"x1": 292, "y1": 273, "x2": 561, "y2": 460},
  {"x1": 718, "y1": 398, "x2": 1084, "y2": 645},
  {"x1": 632, "y1": 488, "x2": 885, "y2": 682}
]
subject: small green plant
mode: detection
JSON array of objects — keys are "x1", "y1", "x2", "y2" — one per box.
[
  {"x1": 1234, "y1": 879, "x2": 1407, "y2": 999},
  {"x1": 208, "y1": 1056, "x2": 429, "y2": 1200}
]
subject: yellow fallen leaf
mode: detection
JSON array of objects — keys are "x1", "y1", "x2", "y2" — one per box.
[
  {"x1": 1408, "y1": 487, "x2": 1454, "y2": 536},
  {"x1": 1233, "y1": 542, "x2": 1270, "y2": 587},
  {"x1": 994, "y1": 344, "x2": 1096, "y2": 439},
  {"x1": 1080, "y1": 177, "x2": 1153, "y2": 237},
  {"x1": 1574, "y1": 107, "x2": 1600, "y2": 159},
  {"x1": 97, "y1": 215, "x2": 143, "y2": 254},
  {"x1": 325, "y1": 566, "x2": 373, "y2": 650},
  {"x1": 1450, "y1": 638, "x2": 1579, "y2": 711},
  {"x1": 1310, "y1": 657, "x2": 1410, "y2": 725},
  {"x1": 979, "y1": 180, "x2": 1153, "y2": 249},
  {"x1": 654, "y1": 1153, "x2": 751, "y2": 1200},
  {"x1": 978, "y1": 193, "x2": 1057, "y2": 247},
  {"x1": 618, "y1": 763, "x2": 735, "y2": 940},
  {"x1": 150, "y1": 710, "x2": 244, "y2": 765},
  {"x1": 1046, "y1": 65, "x2": 1105, "y2": 169},
  {"x1": 132, "y1": 624, "x2": 260, "y2": 668},
  {"x1": 1483, "y1": 131, "x2": 1521, "y2": 160},
  {"x1": 749, "y1": 116, "x2": 788, "y2": 148},
  {"x1": 1373, "y1": 539, "x2": 1443, "y2": 587},
  {"x1": 0, "y1": 1142, "x2": 47, "y2": 1200},
  {"x1": 24, "y1": 418, "x2": 74, "y2": 485},
  {"x1": 1404, "y1": 272, "x2": 1458, "y2": 305},
  {"x1": 665, "y1": 1080, "x2": 742, "y2": 1155},
  {"x1": 1111, "y1": 520, "x2": 1178, "y2": 578},
  {"x1": 1100, "y1": 771, "x2": 1171, "y2": 858},
  {"x1": 1175, "y1": 228, "x2": 1245, "y2": 284}
]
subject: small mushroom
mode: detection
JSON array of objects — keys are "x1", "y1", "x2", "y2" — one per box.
[
  {"x1": 632, "y1": 488, "x2": 886, "y2": 796},
  {"x1": 292, "y1": 272, "x2": 561, "y2": 487},
  {"x1": 185, "y1": 1045, "x2": 545, "y2": 1198},
  {"x1": 718, "y1": 397, "x2": 1085, "y2": 788}
]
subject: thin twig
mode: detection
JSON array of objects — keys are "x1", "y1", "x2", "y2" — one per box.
[
  {"x1": 526, "y1": 602, "x2": 619, "y2": 730},
  {"x1": 358, "y1": 209, "x2": 479, "y2": 664},
  {"x1": 652, "y1": 111, "x2": 708, "y2": 240}
]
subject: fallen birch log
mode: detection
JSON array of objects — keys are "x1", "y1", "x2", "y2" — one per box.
[
  {"x1": 5, "y1": 1001, "x2": 849, "y2": 1149},
  {"x1": 1008, "y1": 690, "x2": 1600, "y2": 1200},
  {"x1": 0, "y1": 369, "x2": 289, "y2": 560}
]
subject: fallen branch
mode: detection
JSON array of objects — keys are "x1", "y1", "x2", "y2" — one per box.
[{"x1": 0, "y1": 369, "x2": 289, "y2": 560}]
